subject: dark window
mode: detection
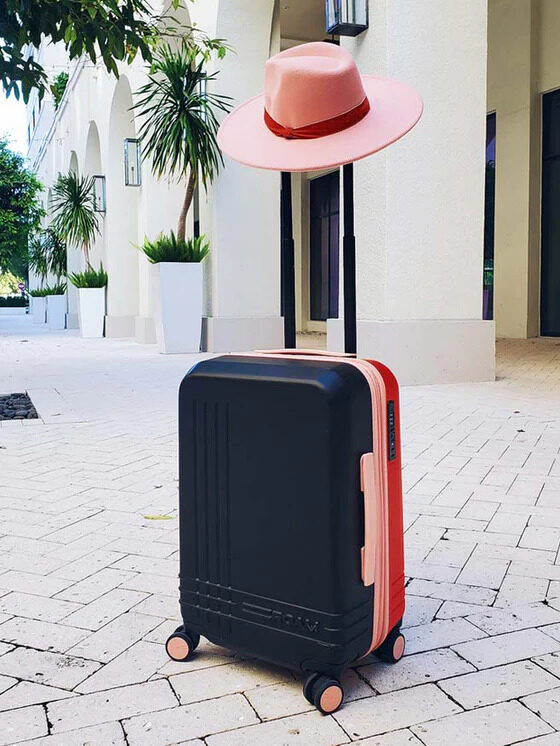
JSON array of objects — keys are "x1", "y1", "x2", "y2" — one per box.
[
  {"x1": 483, "y1": 113, "x2": 496, "y2": 321},
  {"x1": 309, "y1": 171, "x2": 340, "y2": 320},
  {"x1": 541, "y1": 89, "x2": 560, "y2": 336}
]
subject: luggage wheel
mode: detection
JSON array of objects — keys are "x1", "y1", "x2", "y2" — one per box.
[
  {"x1": 303, "y1": 673, "x2": 344, "y2": 714},
  {"x1": 165, "y1": 625, "x2": 200, "y2": 662},
  {"x1": 376, "y1": 628, "x2": 406, "y2": 663}
]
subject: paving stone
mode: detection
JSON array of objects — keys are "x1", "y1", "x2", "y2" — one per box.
[
  {"x1": 452, "y1": 628, "x2": 560, "y2": 668},
  {"x1": 0, "y1": 647, "x2": 100, "y2": 689},
  {"x1": 0, "y1": 570, "x2": 70, "y2": 597},
  {"x1": 52, "y1": 550, "x2": 127, "y2": 583},
  {"x1": 0, "y1": 616, "x2": 88, "y2": 653},
  {"x1": 541, "y1": 623, "x2": 560, "y2": 642},
  {"x1": 119, "y1": 572, "x2": 179, "y2": 597},
  {"x1": 436, "y1": 601, "x2": 498, "y2": 619},
  {"x1": 412, "y1": 700, "x2": 552, "y2": 745},
  {"x1": 438, "y1": 660, "x2": 560, "y2": 708},
  {"x1": 123, "y1": 693, "x2": 259, "y2": 744},
  {"x1": 494, "y1": 574, "x2": 549, "y2": 608},
  {"x1": 131, "y1": 593, "x2": 181, "y2": 620},
  {"x1": 521, "y1": 526, "x2": 560, "y2": 552},
  {"x1": 457, "y1": 556, "x2": 509, "y2": 589},
  {"x1": 515, "y1": 735, "x2": 560, "y2": 746},
  {"x1": 0, "y1": 705, "x2": 48, "y2": 745},
  {"x1": 61, "y1": 589, "x2": 148, "y2": 630},
  {"x1": 48, "y1": 679, "x2": 177, "y2": 733},
  {"x1": 522, "y1": 689, "x2": 560, "y2": 729},
  {"x1": 204, "y1": 709, "x2": 348, "y2": 746},
  {"x1": 54, "y1": 568, "x2": 136, "y2": 604},
  {"x1": 67, "y1": 611, "x2": 161, "y2": 662},
  {"x1": 406, "y1": 579, "x2": 496, "y2": 605},
  {"x1": 359, "y1": 648, "x2": 475, "y2": 693},
  {"x1": 0, "y1": 591, "x2": 82, "y2": 622},
  {"x1": 352, "y1": 732, "x2": 425, "y2": 746},
  {"x1": 0, "y1": 675, "x2": 15, "y2": 695},
  {"x1": 170, "y1": 659, "x2": 292, "y2": 704},
  {"x1": 466, "y1": 602, "x2": 560, "y2": 635},
  {"x1": 0, "y1": 681, "x2": 75, "y2": 711},
  {"x1": 17, "y1": 721, "x2": 127, "y2": 745},
  {"x1": 77, "y1": 640, "x2": 166, "y2": 693},
  {"x1": 404, "y1": 618, "x2": 486, "y2": 655},
  {"x1": 401, "y1": 595, "x2": 441, "y2": 628},
  {"x1": 333, "y1": 683, "x2": 461, "y2": 739}
]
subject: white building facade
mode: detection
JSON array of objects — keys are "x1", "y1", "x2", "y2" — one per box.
[{"x1": 27, "y1": 0, "x2": 557, "y2": 384}]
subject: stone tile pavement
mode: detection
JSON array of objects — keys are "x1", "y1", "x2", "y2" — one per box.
[{"x1": 1, "y1": 316, "x2": 560, "y2": 744}]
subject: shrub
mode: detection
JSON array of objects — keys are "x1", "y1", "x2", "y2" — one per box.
[
  {"x1": 0, "y1": 296, "x2": 27, "y2": 307},
  {"x1": 68, "y1": 264, "x2": 107, "y2": 288},
  {"x1": 43, "y1": 282, "x2": 66, "y2": 295},
  {"x1": 141, "y1": 232, "x2": 210, "y2": 264},
  {"x1": 29, "y1": 288, "x2": 49, "y2": 297}
]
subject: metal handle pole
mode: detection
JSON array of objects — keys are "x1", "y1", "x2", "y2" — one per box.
[
  {"x1": 343, "y1": 163, "x2": 357, "y2": 355},
  {"x1": 281, "y1": 171, "x2": 296, "y2": 348}
]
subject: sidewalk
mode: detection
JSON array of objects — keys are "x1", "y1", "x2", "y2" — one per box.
[{"x1": 0, "y1": 316, "x2": 559, "y2": 745}]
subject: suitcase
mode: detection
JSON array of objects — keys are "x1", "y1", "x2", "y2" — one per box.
[{"x1": 166, "y1": 346, "x2": 406, "y2": 713}]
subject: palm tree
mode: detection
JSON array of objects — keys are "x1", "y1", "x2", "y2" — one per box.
[
  {"x1": 50, "y1": 172, "x2": 99, "y2": 267},
  {"x1": 133, "y1": 40, "x2": 232, "y2": 242}
]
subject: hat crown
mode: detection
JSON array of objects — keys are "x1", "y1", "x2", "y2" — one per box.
[{"x1": 264, "y1": 42, "x2": 367, "y2": 131}]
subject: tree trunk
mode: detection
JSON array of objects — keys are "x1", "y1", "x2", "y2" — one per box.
[
  {"x1": 83, "y1": 241, "x2": 90, "y2": 268},
  {"x1": 177, "y1": 166, "x2": 197, "y2": 243}
]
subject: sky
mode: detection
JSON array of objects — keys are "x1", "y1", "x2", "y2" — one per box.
[{"x1": 0, "y1": 93, "x2": 28, "y2": 157}]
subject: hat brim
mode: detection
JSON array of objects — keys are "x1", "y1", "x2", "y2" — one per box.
[{"x1": 217, "y1": 75, "x2": 422, "y2": 173}]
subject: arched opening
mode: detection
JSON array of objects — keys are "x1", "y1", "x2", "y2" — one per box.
[
  {"x1": 84, "y1": 122, "x2": 105, "y2": 268},
  {"x1": 105, "y1": 75, "x2": 139, "y2": 338}
]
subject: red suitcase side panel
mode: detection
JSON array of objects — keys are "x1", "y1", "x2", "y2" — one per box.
[{"x1": 367, "y1": 360, "x2": 406, "y2": 634}]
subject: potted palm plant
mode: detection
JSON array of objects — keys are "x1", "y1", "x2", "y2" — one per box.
[
  {"x1": 44, "y1": 228, "x2": 67, "y2": 329},
  {"x1": 133, "y1": 39, "x2": 231, "y2": 353},
  {"x1": 27, "y1": 233, "x2": 49, "y2": 324},
  {"x1": 50, "y1": 172, "x2": 105, "y2": 337},
  {"x1": 67, "y1": 265, "x2": 108, "y2": 337}
]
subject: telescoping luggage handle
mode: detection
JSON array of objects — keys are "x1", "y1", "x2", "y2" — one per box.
[{"x1": 281, "y1": 163, "x2": 357, "y2": 355}]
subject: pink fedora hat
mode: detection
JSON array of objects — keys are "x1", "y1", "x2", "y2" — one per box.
[{"x1": 218, "y1": 41, "x2": 422, "y2": 173}]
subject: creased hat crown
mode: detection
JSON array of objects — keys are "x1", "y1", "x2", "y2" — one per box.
[{"x1": 264, "y1": 42, "x2": 367, "y2": 131}]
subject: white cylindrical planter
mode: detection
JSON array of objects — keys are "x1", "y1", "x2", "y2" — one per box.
[
  {"x1": 153, "y1": 262, "x2": 203, "y2": 354},
  {"x1": 78, "y1": 287, "x2": 106, "y2": 338},
  {"x1": 32, "y1": 297, "x2": 46, "y2": 324},
  {"x1": 46, "y1": 295, "x2": 67, "y2": 329}
]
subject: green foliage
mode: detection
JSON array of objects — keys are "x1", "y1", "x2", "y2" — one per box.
[
  {"x1": 43, "y1": 227, "x2": 66, "y2": 279},
  {"x1": 27, "y1": 227, "x2": 66, "y2": 284},
  {"x1": 68, "y1": 264, "x2": 108, "y2": 288},
  {"x1": 141, "y1": 232, "x2": 209, "y2": 263},
  {"x1": 29, "y1": 287, "x2": 49, "y2": 297},
  {"x1": 43, "y1": 281, "x2": 66, "y2": 295},
  {"x1": 0, "y1": 139, "x2": 44, "y2": 277},
  {"x1": 51, "y1": 172, "x2": 98, "y2": 266},
  {"x1": 0, "y1": 295, "x2": 27, "y2": 307},
  {"x1": 133, "y1": 39, "x2": 231, "y2": 241},
  {"x1": 27, "y1": 232, "x2": 49, "y2": 284},
  {"x1": 1, "y1": 0, "x2": 230, "y2": 102},
  {"x1": 0, "y1": 270, "x2": 22, "y2": 294},
  {"x1": 51, "y1": 72, "x2": 69, "y2": 110}
]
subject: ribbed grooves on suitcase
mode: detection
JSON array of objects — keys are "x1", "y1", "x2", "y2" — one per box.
[
  {"x1": 181, "y1": 579, "x2": 372, "y2": 647},
  {"x1": 190, "y1": 399, "x2": 233, "y2": 638}
]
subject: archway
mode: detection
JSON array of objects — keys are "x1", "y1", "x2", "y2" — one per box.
[
  {"x1": 105, "y1": 75, "x2": 139, "y2": 338},
  {"x1": 84, "y1": 122, "x2": 105, "y2": 268}
]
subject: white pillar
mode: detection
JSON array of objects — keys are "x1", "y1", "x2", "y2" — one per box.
[
  {"x1": 488, "y1": 0, "x2": 540, "y2": 339},
  {"x1": 194, "y1": 0, "x2": 284, "y2": 352},
  {"x1": 328, "y1": 0, "x2": 494, "y2": 384}
]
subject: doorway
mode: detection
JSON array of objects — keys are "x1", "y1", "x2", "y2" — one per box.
[
  {"x1": 541, "y1": 89, "x2": 560, "y2": 336},
  {"x1": 309, "y1": 171, "x2": 340, "y2": 323}
]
